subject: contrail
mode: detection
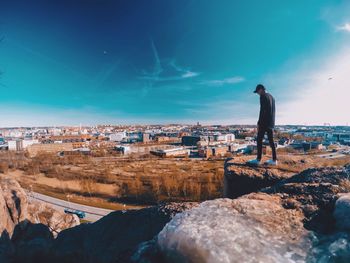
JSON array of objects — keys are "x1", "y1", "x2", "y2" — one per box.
[
  {"x1": 93, "y1": 60, "x2": 120, "y2": 87},
  {"x1": 150, "y1": 38, "x2": 162, "y2": 76}
]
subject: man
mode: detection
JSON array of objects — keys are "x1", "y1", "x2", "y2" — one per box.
[{"x1": 247, "y1": 84, "x2": 277, "y2": 166}]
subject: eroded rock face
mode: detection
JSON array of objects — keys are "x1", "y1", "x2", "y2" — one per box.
[
  {"x1": 27, "y1": 202, "x2": 80, "y2": 236},
  {"x1": 158, "y1": 195, "x2": 311, "y2": 263},
  {"x1": 224, "y1": 161, "x2": 350, "y2": 233},
  {"x1": 264, "y1": 166, "x2": 350, "y2": 232},
  {"x1": 0, "y1": 177, "x2": 79, "y2": 236},
  {"x1": 224, "y1": 158, "x2": 294, "y2": 198}
]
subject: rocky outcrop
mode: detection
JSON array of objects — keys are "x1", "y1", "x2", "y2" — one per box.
[
  {"x1": 158, "y1": 194, "x2": 311, "y2": 263},
  {"x1": 27, "y1": 202, "x2": 80, "y2": 236},
  {"x1": 50, "y1": 202, "x2": 198, "y2": 263},
  {"x1": 0, "y1": 177, "x2": 79, "y2": 236},
  {"x1": 263, "y1": 165, "x2": 350, "y2": 232},
  {"x1": 1, "y1": 163, "x2": 350, "y2": 263},
  {"x1": 0, "y1": 201, "x2": 197, "y2": 263},
  {"x1": 225, "y1": 160, "x2": 350, "y2": 232},
  {"x1": 223, "y1": 158, "x2": 295, "y2": 198},
  {"x1": 333, "y1": 193, "x2": 350, "y2": 231},
  {"x1": 157, "y1": 163, "x2": 350, "y2": 263}
]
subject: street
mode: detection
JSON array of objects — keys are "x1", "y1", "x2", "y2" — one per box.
[{"x1": 27, "y1": 191, "x2": 114, "y2": 221}]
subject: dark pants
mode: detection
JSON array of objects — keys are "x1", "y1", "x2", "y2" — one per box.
[{"x1": 257, "y1": 127, "x2": 277, "y2": 161}]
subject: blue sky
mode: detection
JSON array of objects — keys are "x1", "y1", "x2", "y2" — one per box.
[{"x1": 0, "y1": 0, "x2": 349, "y2": 126}]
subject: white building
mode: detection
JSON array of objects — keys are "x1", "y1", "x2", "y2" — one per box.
[
  {"x1": 109, "y1": 132, "x2": 127, "y2": 142},
  {"x1": 215, "y1": 133, "x2": 235, "y2": 142},
  {"x1": 22, "y1": 139, "x2": 39, "y2": 149},
  {"x1": 7, "y1": 140, "x2": 19, "y2": 151},
  {"x1": 8, "y1": 139, "x2": 39, "y2": 151}
]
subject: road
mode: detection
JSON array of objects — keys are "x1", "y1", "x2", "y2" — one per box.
[
  {"x1": 27, "y1": 191, "x2": 114, "y2": 221},
  {"x1": 317, "y1": 147, "x2": 350, "y2": 159},
  {"x1": 317, "y1": 152, "x2": 347, "y2": 159}
]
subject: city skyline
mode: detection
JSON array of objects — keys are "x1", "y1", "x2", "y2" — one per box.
[{"x1": 0, "y1": 0, "x2": 350, "y2": 126}]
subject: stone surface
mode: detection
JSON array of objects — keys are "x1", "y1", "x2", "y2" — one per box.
[
  {"x1": 264, "y1": 165, "x2": 350, "y2": 232},
  {"x1": 11, "y1": 221, "x2": 54, "y2": 263},
  {"x1": 158, "y1": 195, "x2": 311, "y2": 263},
  {"x1": 224, "y1": 157, "x2": 294, "y2": 198},
  {"x1": 50, "y1": 202, "x2": 198, "y2": 263},
  {"x1": 334, "y1": 193, "x2": 350, "y2": 231},
  {"x1": 1, "y1": 164, "x2": 350, "y2": 263},
  {"x1": 0, "y1": 177, "x2": 79, "y2": 237}
]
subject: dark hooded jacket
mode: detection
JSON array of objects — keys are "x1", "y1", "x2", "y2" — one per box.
[{"x1": 258, "y1": 92, "x2": 275, "y2": 129}]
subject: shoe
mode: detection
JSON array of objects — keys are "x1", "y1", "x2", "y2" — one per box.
[
  {"x1": 246, "y1": 159, "x2": 261, "y2": 166},
  {"x1": 264, "y1": 159, "x2": 278, "y2": 166}
]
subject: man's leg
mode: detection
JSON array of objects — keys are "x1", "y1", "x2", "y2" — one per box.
[
  {"x1": 256, "y1": 128, "x2": 265, "y2": 161},
  {"x1": 267, "y1": 128, "x2": 277, "y2": 161}
]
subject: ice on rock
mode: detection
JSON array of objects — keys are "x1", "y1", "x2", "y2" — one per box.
[{"x1": 158, "y1": 197, "x2": 312, "y2": 263}]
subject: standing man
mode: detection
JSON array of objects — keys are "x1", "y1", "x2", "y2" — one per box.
[{"x1": 247, "y1": 84, "x2": 277, "y2": 166}]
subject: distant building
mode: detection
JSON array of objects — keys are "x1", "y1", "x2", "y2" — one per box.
[
  {"x1": 214, "y1": 133, "x2": 235, "y2": 142},
  {"x1": 182, "y1": 136, "x2": 201, "y2": 146},
  {"x1": 142, "y1": 133, "x2": 151, "y2": 143},
  {"x1": 302, "y1": 142, "x2": 323, "y2": 151},
  {"x1": 43, "y1": 135, "x2": 91, "y2": 144},
  {"x1": 127, "y1": 132, "x2": 142, "y2": 142},
  {"x1": 228, "y1": 143, "x2": 251, "y2": 153},
  {"x1": 150, "y1": 147, "x2": 190, "y2": 157},
  {"x1": 289, "y1": 142, "x2": 304, "y2": 150},
  {"x1": 7, "y1": 139, "x2": 39, "y2": 151},
  {"x1": 155, "y1": 136, "x2": 170, "y2": 142},
  {"x1": 61, "y1": 147, "x2": 91, "y2": 156},
  {"x1": 109, "y1": 132, "x2": 126, "y2": 142},
  {"x1": 198, "y1": 145, "x2": 229, "y2": 158},
  {"x1": 8, "y1": 140, "x2": 23, "y2": 151},
  {"x1": 27, "y1": 143, "x2": 74, "y2": 157}
]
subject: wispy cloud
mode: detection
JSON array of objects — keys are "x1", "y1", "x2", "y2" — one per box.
[
  {"x1": 336, "y1": 22, "x2": 350, "y2": 32},
  {"x1": 200, "y1": 76, "x2": 245, "y2": 86},
  {"x1": 139, "y1": 39, "x2": 200, "y2": 83},
  {"x1": 181, "y1": 71, "x2": 200, "y2": 78}
]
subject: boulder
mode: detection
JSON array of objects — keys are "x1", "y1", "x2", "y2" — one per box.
[
  {"x1": 158, "y1": 195, "x2": 311, "y2": 263},
  {"x1": 334, "y1": 193, "x2": 350, "y2": 231},
  {"x1": 224, "y1": 158, "x2": 294, "y2": 198}
]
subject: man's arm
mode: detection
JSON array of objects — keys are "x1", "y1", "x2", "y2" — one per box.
[{"x1": 258, "y1": 95, "x2": 269, "y2": 126}]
